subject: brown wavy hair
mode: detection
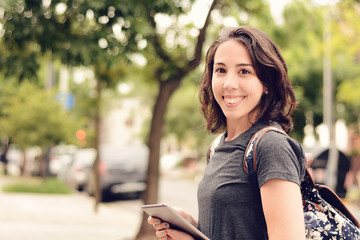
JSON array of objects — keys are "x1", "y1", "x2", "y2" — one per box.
[{"x1": 199, "y1": 26, "x2": 297, "y2": 134}]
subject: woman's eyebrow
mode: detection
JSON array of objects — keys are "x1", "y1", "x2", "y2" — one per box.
[
  {"x1": 214, "y1": 62, "x2": 253, "y2": 67},
  {"x1": 236, "y1": 63, "x2": 253, "y2": 67}
]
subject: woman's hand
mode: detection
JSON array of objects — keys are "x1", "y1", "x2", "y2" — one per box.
[{"x1": 147, "y1": 207, "x2": 197, "y2": 240}]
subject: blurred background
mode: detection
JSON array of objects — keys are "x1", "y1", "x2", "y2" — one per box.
[{"x1": 0, "y1": 0, "x2": 360, "y2": 239}]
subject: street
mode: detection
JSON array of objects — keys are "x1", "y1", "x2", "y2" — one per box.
[{"x1": 0, "y1": 171, "x2": 200, "y2": 240}]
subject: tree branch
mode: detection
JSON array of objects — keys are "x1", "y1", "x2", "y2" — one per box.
[
  {"x1": 187, "y1": 0, "x2": 219, "y2": 72},
  {"x1": 142, "y1": 5, "x2": 172, "y2": 65}
]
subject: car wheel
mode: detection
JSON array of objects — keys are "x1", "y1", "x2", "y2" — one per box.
[
  {"x1": 101, "y1": 189, "x2": 111, "y2": 202},
  {"x1": 77, "y1": 184, "x2": 84, "y2": 192}
]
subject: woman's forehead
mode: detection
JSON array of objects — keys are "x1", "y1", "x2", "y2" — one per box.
[{"x1": 213, "y1": 40, "x2": 252, "y2": 65}]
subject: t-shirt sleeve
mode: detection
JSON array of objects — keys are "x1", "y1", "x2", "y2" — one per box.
[{"x1": 255, "y1": 131, "x2": 306, "y2": 187}]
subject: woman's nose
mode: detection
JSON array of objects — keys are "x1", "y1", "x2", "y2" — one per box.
[{"x1": 223, "y1": 73, "x2": 238, "y2": 90}]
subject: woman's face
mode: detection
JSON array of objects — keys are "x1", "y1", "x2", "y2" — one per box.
[{"x1": 211, "y1": 39, "x2": 266, "y2": 127}]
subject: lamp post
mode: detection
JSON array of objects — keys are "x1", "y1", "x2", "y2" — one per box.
[{"x1": 323, "y1": 3, "x2": 338, "y2": 190}]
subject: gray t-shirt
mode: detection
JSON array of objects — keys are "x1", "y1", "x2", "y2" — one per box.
[{"x1": 197, "y1": 121, "x2": 306, "y2": 240}]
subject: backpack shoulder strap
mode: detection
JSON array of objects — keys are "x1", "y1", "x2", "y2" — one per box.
[{"x1": 243, "y1": 126, "x2": 287, "y2": 179}]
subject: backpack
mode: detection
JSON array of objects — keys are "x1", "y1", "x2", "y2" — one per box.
[{"x1": 208, "y1": 126, "x2": 360, "y2": 240}]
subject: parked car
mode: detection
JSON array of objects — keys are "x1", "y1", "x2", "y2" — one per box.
[
  {"x1": 66, "y1": 148, "x2": 96, "y2": 191},
  {"x1": 5, "y1": 145, "x2": 23, "y2": 176},
  {"x1": 87, "y1": 145, "x2": 148, "y2": 201},
  {"x1": 49, "y1": 145, "x2": 77, "y2": 177}
]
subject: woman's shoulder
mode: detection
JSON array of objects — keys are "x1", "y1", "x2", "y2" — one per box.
[
  {"x1": 257, "y1": 129, "x2": 307, "y2": 186},
  {"x1": 256, "y1": 127, "x2": 305, "y2": 170},
  {"x1": 258, "y1": 129, "x2": 303, "y2": 152}
]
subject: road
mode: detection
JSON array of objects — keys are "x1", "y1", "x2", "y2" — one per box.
[{"x1": 0, "y1": 171, "x2": 200, "y2": 240}]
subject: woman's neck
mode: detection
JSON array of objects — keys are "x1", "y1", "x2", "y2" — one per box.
[{"x1": 225, "y1": 118, "x2": 254, "y2": 141}]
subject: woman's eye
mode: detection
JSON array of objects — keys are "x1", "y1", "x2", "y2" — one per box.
[
  {"x1": 215, "y1": 68, "x2": 226, "y2": 73},
  {"x1": 239, "y1": 69, "x2": 250, "y2": 74}
]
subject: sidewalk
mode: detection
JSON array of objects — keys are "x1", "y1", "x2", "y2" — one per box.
[
  {"x1": 0, "y1": 173, "x2": 199, "y2": 240},
  {"x1": 0, "y1": 176, "x2": 143, "y2": 240}
]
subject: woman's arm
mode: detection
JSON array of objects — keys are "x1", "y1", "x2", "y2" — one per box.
[{"x1": 260, "y1": 179, "x2": 305, "y2": 240}]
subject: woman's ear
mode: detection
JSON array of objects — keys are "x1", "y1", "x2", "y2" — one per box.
[{"x1": 264, "y1": 87, "x2": 269, "y2": 95}]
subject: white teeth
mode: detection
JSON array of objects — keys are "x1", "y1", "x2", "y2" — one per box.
[{"x1": 224, "y1": 97, "x2": 242, "y2": 104}]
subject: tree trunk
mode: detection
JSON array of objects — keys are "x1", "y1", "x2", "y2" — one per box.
[
  {"x1": 93, "y1": 76, "x2": 102, "y2": 212},
  {"x1": 0, "y1": 139, "x2": 9, "y2": 175},
  {"x1": 135, "y1": 80, "x2": 180, "y2": 240},
  {"x1": 19, "y1": 148, "x2": 28, "y2": 176},
  {"x1": 40, "y1": 146, "x2": 52, "y2": 178}
]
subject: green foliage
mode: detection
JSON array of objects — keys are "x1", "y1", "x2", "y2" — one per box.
[
  {"x1": 0, "y1": 0, "x2": 145, "y2": 149},
  {"x1": 274, "y1": 0, "x2": 325, "y2": 139},
  {"x1": 0, "y1": 81, "x2": 79, "y2": 149},
  {"x1": 338, "y1": 78, "x2": 360, "y2": 105},
  {"x1": 331, "y1": 1, "x2": 360, "y2": 126},
  {"x1": 2, "y1": 177, "x2": 72, "y2": 194},
  {"x1": 0, "y1": 0, "x2": 139, "y2": 79},
  {"x1": 271, "y1": 0, "x2": 360, "y2": 136},
  {"x1": 165, "y1": 73, "x2": 213, "y2": 152}
]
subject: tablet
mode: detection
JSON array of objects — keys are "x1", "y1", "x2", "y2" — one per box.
[{"x1": 142, "y1": 203, "x2": 210, "y2": 240}]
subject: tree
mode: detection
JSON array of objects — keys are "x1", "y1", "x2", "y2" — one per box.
[
  {"x1": 277, "y1": 0, "x2": 360, "y2": 138},
  {"x1": 0, "y1": 81, "x2": 78, "y2": 176},
  {"x1": 0, "y1": 0, "x2": 139, "y2": 210},
  {"x1": 332, "y1": 0, "x2": 360, "y2": 128},
  {"x1": 274, "y1": 0, "x2": 324, "y2": 140}
]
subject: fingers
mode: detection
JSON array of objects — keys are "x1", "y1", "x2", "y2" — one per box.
[
  {"x1": 147, "y1": 216, "x2": 172, "y2": 239},
  {"x1": 156, "y1": 229, "x2": 170, "y2": 239},
  {"x1": 166, "y1": 228, "x2": 195, "y2": 240},
  {"x1": 153, "y1": 222, "x2": 170, "y2": 231},
  {"x1": 156, "y1": 228, "x2": 194, "y2": 240},
  {"x1": 148, "y1": 216, "x2": 162, "y2": 225},
  {"x1": 147, "y1": 216, "x2": 194, "y2": 240},
  {"x1": 148, "y1": 216, "x2": 170, "y2": 229}
]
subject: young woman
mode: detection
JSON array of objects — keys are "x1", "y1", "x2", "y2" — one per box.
[{"x1": 148, "y1": 26, "x2": 306, "y2": 240}]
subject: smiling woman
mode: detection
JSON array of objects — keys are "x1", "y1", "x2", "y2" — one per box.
[{"x1": 197, "y1": 26, "x2": 303, "y2": 240}]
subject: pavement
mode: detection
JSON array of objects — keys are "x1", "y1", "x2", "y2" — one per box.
[
  {"x1": 0, "y1": 176, "x2": 144, "y2": 240},
  {"x1": 0, "y1": 171, "x2": 200, "y2": 240}
]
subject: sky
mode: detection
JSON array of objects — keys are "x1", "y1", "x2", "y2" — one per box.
[
  {"x1": 189, "y1": 0, "x2": 292, "y2": 27},
  {"x1": 267, "y1": 0, "x2": 292, "y2": 23}
]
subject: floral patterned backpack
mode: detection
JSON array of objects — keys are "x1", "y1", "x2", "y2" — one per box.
[{"x1": 243, "y1": 126, "x2": 360, "y2": 240}]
